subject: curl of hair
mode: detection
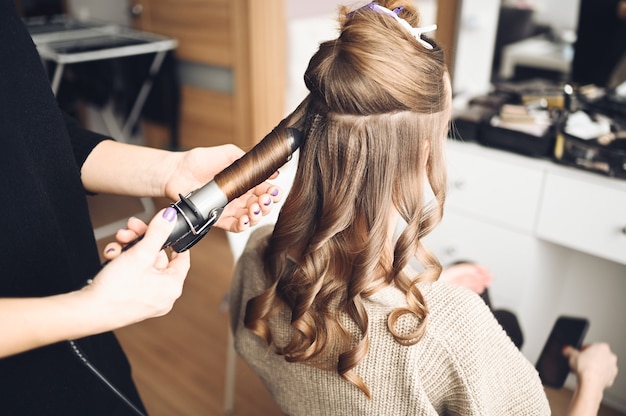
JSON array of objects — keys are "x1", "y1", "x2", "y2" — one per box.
[{"x1": 244, "y1": 0, "x2": 450, "y2": 398}]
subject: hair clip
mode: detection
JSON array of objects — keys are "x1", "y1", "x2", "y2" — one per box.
[{"x1": 347, "y1": 2, "x2": 437, "y2": 50}]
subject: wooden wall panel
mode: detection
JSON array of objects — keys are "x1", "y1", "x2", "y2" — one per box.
[
  {"x1": 242, "y1": 0, "x2": 286, "y2": 145},
  {"x1": 231, "y1": 0, "x2": 286, "y2": 148},
  {"x1": 179, "y1": 86, "x2": 234, "y2": 149},
  {"x1": 435, "y1": 0, "x2": 460, "y2": 78},
  {"x1": 133, "y1": 0, "x2": 233, "y2": 67},
  {"x1": 142, "y1": 120, "x2": 173, "y2": 149},
  {"x1": 131, "y1": 0, "x2": 285, "y2": 150}
]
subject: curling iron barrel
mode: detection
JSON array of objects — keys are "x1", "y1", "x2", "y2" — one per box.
[{"x1": 163, "y1": 127, "x2": 302, "y2": 252}]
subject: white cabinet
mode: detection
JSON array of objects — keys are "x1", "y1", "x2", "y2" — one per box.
[
  {"x1": 446, "y1": 145, "x2": 544, "y2": 233},
  {"x1": 442, "y1": 140, "x2": 626, "y2": 266},
  {"x1": 536, "y1": 172, "x2": 626, "y2": 265}
]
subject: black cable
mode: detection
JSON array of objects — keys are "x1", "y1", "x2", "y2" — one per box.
[{"x1": 68, "y1": 340, "x2": 147, "y2": 416}]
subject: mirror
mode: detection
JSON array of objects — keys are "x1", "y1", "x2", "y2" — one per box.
[
  {"x1": 490, "y1": 1, "x2": 578, "y2": 84},
  {"x1": 438, "y1": 0, "x2": 626, "y2": 95}
]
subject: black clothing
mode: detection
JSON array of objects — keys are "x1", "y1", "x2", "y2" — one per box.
[
  {"x1": 572, "y1": 0, "x2": 626, "y2": 87},
  {"x1": 0, "y1": 1, "x2": 145, "y2": 414}
]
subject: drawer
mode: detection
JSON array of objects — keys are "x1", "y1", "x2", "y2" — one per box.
[
  {"x1": 445, "y1": 144, "x2": 544, "y2": 233},
  {"x1": 536, "y1": 173, "x2": 626, "y2": 265}
]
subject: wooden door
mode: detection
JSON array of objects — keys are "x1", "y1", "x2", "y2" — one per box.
[
  {"x1": 435, "y1": 0, "x2": 460, "y2": 78},
  {"x1": 129, "y1": 0, "x2": 286, "y2": 150}
]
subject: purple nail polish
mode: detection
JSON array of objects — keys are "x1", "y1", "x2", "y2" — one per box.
[
  {"x1": 271, "y1": 188, "x2": 279, "y2": 197},
  {"x1": 105, "y1": 247, "x2": 116, "y2": 254},
  {"x1": 254, "y1": 208, "x2": 261, "y2": 215},
  {"x1": 263, "y1": 198, "x2": 272, "y2": 206},
  {"x1": 163, "y1": 207, "x2": 177, "y2": 222}
]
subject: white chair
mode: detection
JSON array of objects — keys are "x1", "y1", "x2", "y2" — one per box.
[{"x1": 222, "y1": 154, "x2": 297, "y2": 414}]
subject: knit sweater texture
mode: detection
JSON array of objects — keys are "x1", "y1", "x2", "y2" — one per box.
[{"x1": 230, "y1": 226, "x2": 551, "y2": 415}]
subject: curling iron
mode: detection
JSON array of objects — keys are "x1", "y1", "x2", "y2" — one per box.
[
  {"x1": 123, "y1": 127, "x2": 302, "y2": 253},
  {"x1": 165, "y1": 127, "x2": 302, "y2": 252},
  {"x1": 166, "y1": 127, "x2": 302, "y2": 252}
]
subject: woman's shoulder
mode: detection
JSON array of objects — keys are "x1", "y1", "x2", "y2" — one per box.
[
  {"x1": 366, "y1": 277, "x2": 487, "y2": 315},
  {"x1": 399, "y1": 265, "x2": 488, "y2": 317},
  {"x1": 416, "y1": 281, "x2": 499, "y2": 341},
  {"x1": 419, "y1": 280, "x2": 488, "y2": 314}
]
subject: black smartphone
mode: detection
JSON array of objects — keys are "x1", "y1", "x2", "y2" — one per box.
[{"x1": 535, "y1": 316, "x2": 589, "y2": 388}]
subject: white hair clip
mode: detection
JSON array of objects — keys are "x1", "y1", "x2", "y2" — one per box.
[{"x1": 348, "y1": 2, "x2": 437, "y2": 50}]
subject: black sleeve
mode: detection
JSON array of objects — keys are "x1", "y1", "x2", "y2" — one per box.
[{"x1": 62, "y1": 111, "x2": 114, "y2": 170}]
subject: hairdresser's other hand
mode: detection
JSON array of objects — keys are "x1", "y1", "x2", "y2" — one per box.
[
  {"x1": 565, "y1": 343, "x2": 618, "y2": 389},
  {"x1": 103, "y1": 216, "x2": 149, "y2": 261},
  {"x1": 86, "y1": 208, "x2": 190, "y2": 329},
  {"x1": 563, "y1": 343, "x2": 618, "y2": 416},
  {"x1": 439, "y1": 262, "x2": 494, "y2": 294},
  {"x1": 163, "y1": 144, "x2": 282, "y2": 232}
]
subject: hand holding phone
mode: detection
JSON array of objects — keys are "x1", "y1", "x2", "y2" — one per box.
[{"x1": 535, "y1": 316, "x2": 589, "y2": 388}]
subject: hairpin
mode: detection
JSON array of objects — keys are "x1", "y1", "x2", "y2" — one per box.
[{"x1": 347, "y1": 2, "x2": 437, "y2": 50}]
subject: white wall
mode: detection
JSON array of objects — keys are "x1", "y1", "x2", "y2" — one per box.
[
  {"x1": 533, "y1": 0, "x2": 580, "y2": 31},
  {"x1": 286, "y1": 0, "x2": 437, "y2": 20},
  {"x1": 66, "y1": 0, "x2": 130, "y2": 25},
  {"x1": 452, "y1": 0, "x2": 500, "y2": 95}
]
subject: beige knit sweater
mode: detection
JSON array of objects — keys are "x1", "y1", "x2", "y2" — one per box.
[{"x1": 230, "y1": 226, "x2": 550, "y2": 415}]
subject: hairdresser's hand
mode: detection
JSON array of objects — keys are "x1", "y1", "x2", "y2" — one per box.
[
  {"x1": 86, "y1": 207, "x2": 190, "y2": 328},
  {"x1": 163, "y1": 144, "x2": 282, "y2": 232},
  {"x1": 439, "y1": 262, "x2": 494, "y2": 294},
  {"x1": 103, "y1": 216, "x2": 149, "y2": 261}
]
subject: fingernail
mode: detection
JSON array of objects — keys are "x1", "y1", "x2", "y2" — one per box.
[
  {"x1": 243, "y1": 216, "x2": 250, "y2": 225},
  {"x1": 254, "y1": 207, "x2": 261, "y2": 215},
  {"x1": 271, "y1": 187, "x2": 279, "y2": 196},
  {"x1": 163, "y1": 207, "x2": 177, "y2": 222},
  {"x1": 105, "y1": 247, "x2": 116, "y2": 254},
  {"x1": 263, "y1": 197, "x2": 272, "y2": 206}
]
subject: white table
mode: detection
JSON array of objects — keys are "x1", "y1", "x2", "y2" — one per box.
[{"x1": 29, "y1": 17, "x2": 177, "y2": 140}]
